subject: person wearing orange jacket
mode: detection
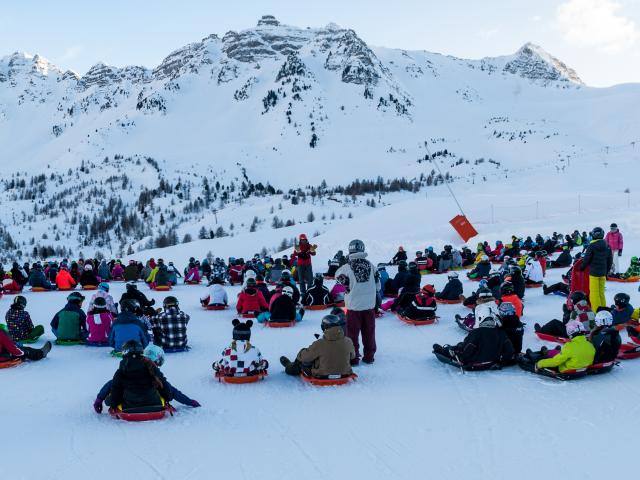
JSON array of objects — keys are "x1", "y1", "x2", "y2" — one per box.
[{"x1": 55, "y1": 267, "x2": 77, "y2": 290}]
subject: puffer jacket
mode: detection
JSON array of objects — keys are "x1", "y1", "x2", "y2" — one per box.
[
  {"x1": 269, "y1": 294, "x2": 298, "y2": 321},
  {"x1": 335, "y1": 252, "x2": 380, "y2": 311},
  {"x1": 537, "y1": 335, "x2": 596, "y2": 372},
  {"x1": 123, "y1": 265, "x2": 139, "y2": 282},
  {"x1": 236, "y1": 289, "x2": 268, "y2": 314},
  {"x1": 589, "y1": 326, "x2": 621, "y2": 363},
  {"x1": 55, "y1": 269, "x2": 77, "y2": 289},
  {"x1": 97, "y1": 262, "x2": 111, "y2": 281},
  {"x1": 6, "y1": 307, "x2": 35, "y2": 342},
  {"x1": 457, "y1": 324, "x2": 514, "y2": 365},
  {"x1": 296, "y1": 326, "x2": 355, "y2": 377},
  {"x1": 213, "y1": 340, "x2": 264, "y2": 376},
  {"x1": 110, "y1": 356, "x2": 173, "y2": 409},
  {"x1": 201, "y1": 284, "x2": 228, "y2": 306},
  {"x1": 28, "y1": 269, "x2": 54, "y2": 289},
  {"x1": 108, "y1": 312, "x2": 150, "y2": 351},
  {"x1": 79, "y1": 270, "x2": 99, "y2": 287},
  {"x1": 51, "y1": 303, "x2": 87, "y2": 340},
  {"x1": 581, "y1": 239, "x2": 613, "y2": 277},
  {"x1": 111, "y1": 264, "x2": 125, "y2": 279},
  {"x1": 437, "y1": 279, "x2": 463, "y2": 300},
  {"x1": 605, "y1": 230, "x2": 623, "y2": 251},
  {"x1": 524, "y1": 258, "x2": 544, "y2": 282},
  {"x1": 87, "y1": 311, "x2": 114, "y2": 344}
]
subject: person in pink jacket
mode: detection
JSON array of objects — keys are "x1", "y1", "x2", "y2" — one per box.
[
  {"x1": 605, "y1": 223, "x2": 623, "y2": 274},
  {"x1": 86, "y1": 297, "x2": 114, "y2": 346}
]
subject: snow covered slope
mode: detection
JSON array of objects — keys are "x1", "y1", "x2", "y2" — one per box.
[{"x1": 1, "y1": 15, "x2": 639, "y2": 261}]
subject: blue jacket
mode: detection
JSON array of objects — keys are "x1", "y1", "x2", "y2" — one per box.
[
  {"x1": 28, "y1": 270, "x2": 54, "y2": 289},
  {"x1": 612, "y1": 304, "x2": 634, "y2": 326},
  {"x1": 98, "y1": 378, "x2": 192, "y2": 405},
  {"x1": 378, "y1": 270, "x2": 389, "y2": 297},
  {"x1": 108, "y1": 312, "x2": 150, "y2": 351}
]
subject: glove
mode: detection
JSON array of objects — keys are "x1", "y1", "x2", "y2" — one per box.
[
  {"x1": 190, "y1": 400, "x2": 201, "y2": 408},
  {"x1": 618, "y1": 250, "x2": 623, "y2": 257},
  {"x1": 93, "y1": 398, "x2": 103, "y2": 414}
]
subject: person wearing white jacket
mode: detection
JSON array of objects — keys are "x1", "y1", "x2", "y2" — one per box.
[
  {"x1": 524, "y1": 257, "x2": 544, "y2": 284},
  {"x1": 200, "y1": 277, "x2": 229, "y2": 307},
  {"x1": 335, "y1": 239, "x2": 381, "y2": 365}
]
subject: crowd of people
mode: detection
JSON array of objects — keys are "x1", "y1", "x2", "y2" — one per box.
[{"x1": 1, "y1": 223, "x2": 638, "y2": 417}]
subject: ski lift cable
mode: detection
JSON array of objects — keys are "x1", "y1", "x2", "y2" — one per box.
[{"x1": 425, "y1": 142, "x2": 466, "y2": 217}]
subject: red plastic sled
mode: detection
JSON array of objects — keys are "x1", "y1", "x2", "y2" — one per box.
[
  {"x1": 525, "y1": 283, "x2": 543, "y2": 289},
  {"x1": 396, "y1": 313, "x2": 439, "y2": 326},
  {"x1": 215, "y1": 371, "x2": 267, "y2": 384},
  {"x1": 204, "y1": 305, "x2": 228, "y2": 311},
  {"x1": 241, "y1": 312, "x2": 257, "y2": 319},
  {"x1": 109, "y1": 404, "x2": 175, "y2": 422},
  {"x1": 630, "y1": 335, "x2": 640, "y2": 345},
  {"x1": 535, "y1": 332, "x2": 569, "y2": 344},
  {"x1": 607, "y1": 276, "x2": 640, "y2": 283},
  {"x1": 152, "y1": 285, "x2": 172, "y2": 291},
  {"x1": 30, "y1": 287, "x2": 52, "y2": 292},
  {"x1": 0, "y1": 358, "x2": 22, "y2": 369},
  {"x1": 301, "y1": 372, "x2": 358, "y2": 386},
  {"x1": 82, "y1": 285, "x2": 98, "y2": 290},
  {"x1": 305, "y1": 304, "x2": 332, "y2": 311},
  {"x1": 264, "y1": 320, "x2": 295, "y2": 328},
  {"x1": 617, "y1": 343, "x2": 640, "y2": 360},
  {"x1": 436, "y1": 298, "x2": 462, "y2": 305}
]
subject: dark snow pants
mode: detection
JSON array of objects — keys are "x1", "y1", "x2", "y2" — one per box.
[{"x1": 346, "y1": 309, "x2": 376, "y2": 362}]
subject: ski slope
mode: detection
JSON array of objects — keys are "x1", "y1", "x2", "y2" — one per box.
[{"x1": 3, "y1": 209, "x2": 640, "y2": 480}]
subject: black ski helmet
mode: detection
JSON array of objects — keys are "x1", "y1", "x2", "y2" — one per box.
[
  {"x1": 163, "y1": 296, "x2": 178, "y2": 308},
  {"x1": 12, "y1": 295, "x2": 27, "y2": 309},
  {"x1": 120, "y1": 298, "x2": 141, "y2": 314},
  {"x1": 591, "y1": 227, "x2": 605, "y2": 240},
  {"x1": 500, "y1": 281, "x2": 514, "y2": 296},
  {"x1": 67, "y1": 292, "x2": 85, "y2": 304},
  {"x1": 321, "y1": 314, "x2": 345, "y2": 331},
  {"x1": 570, "y1": 291, "x2": 588, "y2": 305},
  {"x1": 614, "y1": 292, "x2": 630, "y2": 307},
  {"x1": 348, "y1": 239, "x2": 365, "y2": 255},
  {"x1": 121, "y1": 340, "x2": 144, "y2": 357},
  {"x1": 245, "y1": 277, "x2": 257, "y2": 288}
]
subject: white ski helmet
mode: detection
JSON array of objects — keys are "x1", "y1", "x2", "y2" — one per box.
[
  {"x1": 594, "y1": 310, "x2": 613, "y2": 327},
  {"x1": 282, "y1": 286, "x2": 294, "y2": 297},
  {"x1": 245, "y1": 270, "x2": 257, "y2": 280},
  {"x1": 447, "y1": 271, "x2": 459, "y2": 279},
  {"x1": 480, "y1": 254, "x2": 489, "y2": 262},
  {"x1": 475, "y1": 303, "x2": 498, "y2": 327}
]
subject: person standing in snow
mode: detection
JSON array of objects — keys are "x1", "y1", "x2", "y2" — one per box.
[
  {"x1": 604, "y1": 223, "x2": 623, "y2": 274},
  {"x1": 335, "y1": 239, "x2": 380, "y2": 365},
  {"x1": 291, "y1": 233, "x2": 316, "y2": 295},
  {"x1": 580, "y1": 227, "x2": 612, "y2": 312}
]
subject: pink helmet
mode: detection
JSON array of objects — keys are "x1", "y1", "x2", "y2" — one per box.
[{"x1": 565, "y1": 320, "x2": 587, "y2": 338}]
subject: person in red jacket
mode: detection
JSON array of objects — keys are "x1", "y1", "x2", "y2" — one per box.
[
  {"x1": 291, "y1": 233, "x2": 316, "y2": 295},
  {"x1": 605, "y1": 223, "x2": 623, "y2": 274},
  {"x1": 236, "y1": 278, "x2": 268, "y2": 316},
  {"x1": 56, "y1": 266, "x2": 77, "y2": 290}
]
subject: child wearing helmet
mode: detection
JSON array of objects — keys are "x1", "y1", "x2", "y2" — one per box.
[
  {"x1": 151, "y1": 296, "x2": 190, "y2": 352},
  {"x1": 534, "y1": 291, "x2": 594, "y2": 338},
  {"x1": 107, "y1": 340, "x2": 174, "y2": 411},
  {"x1": 5, "y1": 296, "x2": 45, "y2": 343},
  {"x1": 86, "y1": 297, "x2": 115, "y2": 346},
  {"x1": 456, "y1": 289, "x2": 497, "y2": 330},
  {"x1": 212, "y1": 320, "x2": 267, "y2": 377},
  {"x1": 93, "y1": 343, "x2": 199, "y2": 414},
  {"x1": 498, "y1": 282, "x2": 523, "y2": 317},
  {"x1": 466, "y1": 256, "x2": 491, "y2": 280},
  {"x1": 50, "y1": 292, "x2": 88, "y2": 342},
  {"x1": 200, "y1": 276, "x2": 228, "y2": 307},
  {"x1": 400, "y1": 285, "x2": 437, "y2": 321},
  {"x1": 236, "y1": 278, "x2": 269, "y2": 316},
  {"x1": 610, "y1": 292, "x2": 634, "y2": 325},
  {"x1": 434, "y1": 306, "x2": 514, "y2": 369},
  {"x1": 79, "y1": 264, "x2": 99, "y2": 287},
  {"x1": 523, "y1": 255, "x2": 544, "y2": 285},
  {"x1": 522, "y1": 320, "x2": 596, "y2": 373},
  {"x1": 496, "y1": 302, "x2": 524, "y2": 358},
  {"x1": 109, "y1": 299, "x2": 150, "y2": 352},
  {"x1": 436, "y1": 272, "x2": 463, "y2": 301},
  {"x1": 302, "y1": 274, "x2": 332, "y2": 306},
  {"x1": 88, "y1": 282, "x2": 118, "y2": 315},
  {"x1": 259, "y1": 286, "x2": 304, "y2": 323},
  {"x1": 280, "y1": 314, "x2": 355, "y2": 378},
  {"x1": 588, "y1": 311, "x2": 621, "y2": 363}
]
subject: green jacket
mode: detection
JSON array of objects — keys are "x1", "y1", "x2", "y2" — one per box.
[
  {"x1": 51, "y1": 304, "x2": 87, "y2": 341},
  {"x1": 537, "y1": 335, "x2": 595, "y2": 372}
]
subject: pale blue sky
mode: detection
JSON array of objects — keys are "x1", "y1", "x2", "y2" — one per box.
[{"x1": 2, "y1": 0, "x2": 639, "y2": 86}]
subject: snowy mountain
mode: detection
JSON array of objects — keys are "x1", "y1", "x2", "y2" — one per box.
[{"x1": 0, "y1": 15, "x2": 638, "y2": 261}]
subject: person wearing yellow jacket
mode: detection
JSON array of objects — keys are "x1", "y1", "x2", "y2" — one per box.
[{"x1": 537, "y1": 320, "x2": 595, "y2": 372}]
